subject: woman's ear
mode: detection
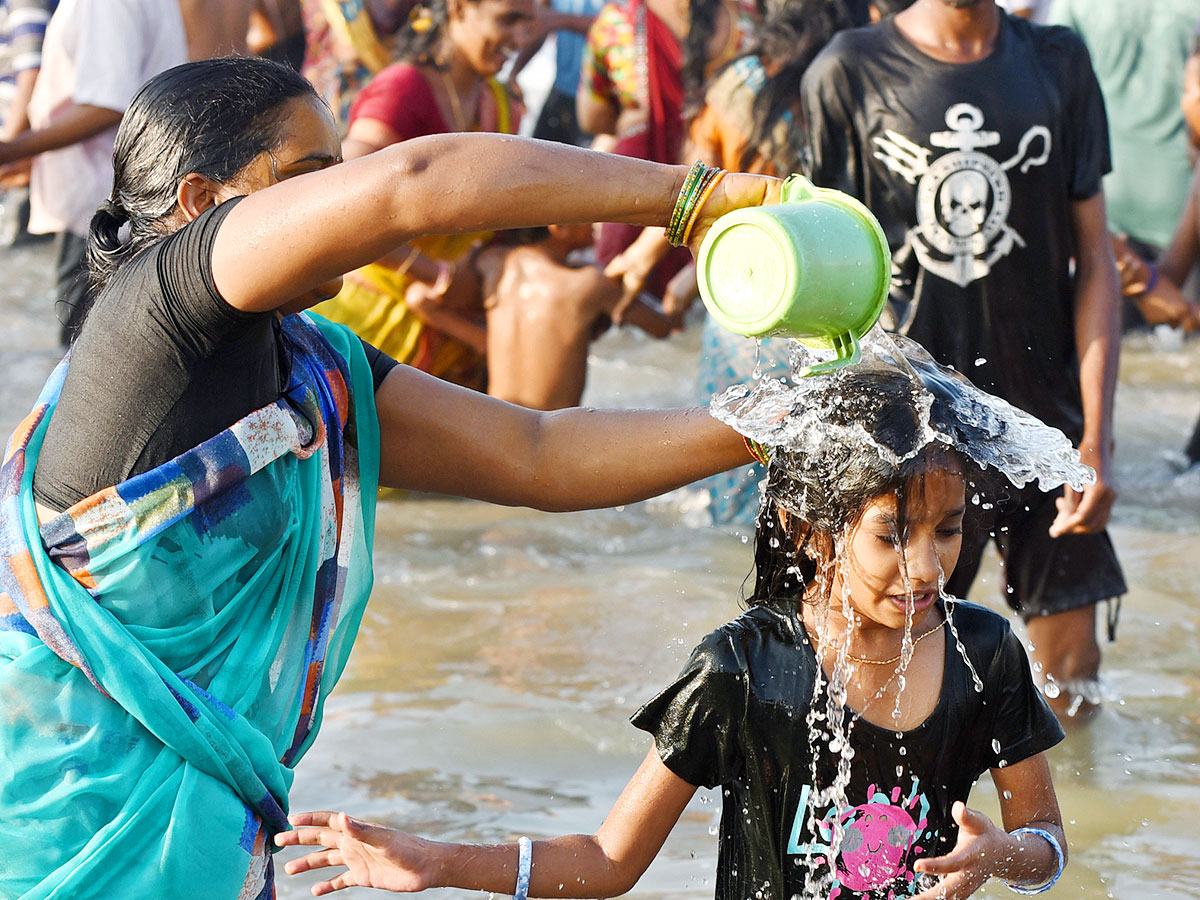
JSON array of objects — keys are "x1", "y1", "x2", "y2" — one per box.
[{"x1": 175, "y1": 173, "x2": 226, "y2": 222}]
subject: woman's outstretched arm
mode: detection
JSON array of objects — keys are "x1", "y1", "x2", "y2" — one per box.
[
  {"x1": 211, "y1": 133, "x2": 778, "y2": 313},
  {"x1": 277, "y1": 748, "x2": 697, "y2": 897},
  {"x1": 375, "y1": 364, "x2": 751, "y2": 508}
]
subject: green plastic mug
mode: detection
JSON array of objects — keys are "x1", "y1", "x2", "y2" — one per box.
[{"x1": 697, "y1": 174, "x2": 890, "y2": 376}]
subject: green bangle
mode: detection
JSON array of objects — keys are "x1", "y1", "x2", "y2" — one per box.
[
  {"x1": 668, "y1": 164, "x2": 725, "y2": 246},
  {"x1": 667, "y1": 161, "x2": 706, "y2": 244}
]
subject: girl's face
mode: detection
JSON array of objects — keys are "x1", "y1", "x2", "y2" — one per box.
[
  {"x1": 448, "y1": 0, "x2": 534, "y2": 77},
  {"x1": 831, "y1": 468, "x2": 966, "y2": 632}
]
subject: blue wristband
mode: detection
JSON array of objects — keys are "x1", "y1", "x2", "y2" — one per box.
[
  {"x1": 1005, "y1": 827, "x2": 1064, "y2": 895},
  {"x1": 513, "y1": 836, "x2": 532, "y2": 900}
]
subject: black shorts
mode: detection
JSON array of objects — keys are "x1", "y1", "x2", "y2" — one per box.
[{"x1": 945, "y1": 480, "x2": 1126, "y2": 633}]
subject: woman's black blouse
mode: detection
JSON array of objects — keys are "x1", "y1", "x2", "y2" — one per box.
[{"x1": 33, "y1": 199, "x2": 398, "y2": 512}]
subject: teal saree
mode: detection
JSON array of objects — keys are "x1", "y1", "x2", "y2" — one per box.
[{"x1": 0, "y1": 314, "x2": 380, "y2": 899}]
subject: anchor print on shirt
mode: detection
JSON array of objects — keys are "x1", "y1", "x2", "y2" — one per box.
[{"x1": 873, "y1": 103, "x2": 1051, "y2": 287}]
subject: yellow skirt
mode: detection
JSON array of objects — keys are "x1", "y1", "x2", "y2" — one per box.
[{"x1": 315, "y1": 233, "x2": 487, "y2": 391}]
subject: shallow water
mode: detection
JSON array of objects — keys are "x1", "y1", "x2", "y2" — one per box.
[{"x1": 3, "y1": 240, "x2": 1199, "y2": 900}]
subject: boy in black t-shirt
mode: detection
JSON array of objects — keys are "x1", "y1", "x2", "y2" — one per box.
[{"x1": 801, "y1": 0, "x2": 1126, "y2": 719}]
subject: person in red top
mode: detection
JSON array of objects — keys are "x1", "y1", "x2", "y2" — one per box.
[{"x1": 313, "y1": 0, "x2": 529, "y2": 390}]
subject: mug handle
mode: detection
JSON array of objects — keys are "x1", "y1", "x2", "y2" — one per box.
[
  {"x1": 782, "y1": 174, "x2": 818, "y2": 203},
  {"x1": 797, "y1": 331, "x2": 862, "y2": 377}
]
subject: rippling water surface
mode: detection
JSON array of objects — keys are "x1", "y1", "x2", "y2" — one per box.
[{"x1": 3, "y1": 240, "x2": 1198, "y2": 900}]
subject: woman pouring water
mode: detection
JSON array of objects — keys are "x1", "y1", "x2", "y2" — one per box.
[{"x1": 0, "y1": 57, "x2": 777, "y2": 899}]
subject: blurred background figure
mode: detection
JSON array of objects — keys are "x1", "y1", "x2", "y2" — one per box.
[
  {"x1": 510, "y1": 0, "x2": 604, "y2": 146},
  {"x1": 478, "y1": 223, "x2": 676, "y2": 409},
  {"x1": 300, "y1": 0, "x2": 410, "y2": 124},
  {"x1": 577, "y1": 0, "x2": 761, "y2": 299},
  {"x1": 313, "y1": 0, "x2": 529, "y2": 391},
  {"x1": 177, "y1": 0, "x2": 258, "y2": 58},
  {"x1": 687, "y1": 0, "x2": 855, "y2": 526},
  {"x1": 249, "y1": 0, "x2": 307, "y2": 69},
  {"x1": 1050, "y1": 0, "x2": 1197, "y2": 315},
  {"x1": 996, "y1": 0, "x2": 1046, "y2": 21},
  {"x1": 1152, "y1": 25, "x2": 1200, "y2": 467},
  {"x1": 0, "y1": 0, "x2": 188, "y2": 345},
  {"x1": 0, "y1": 0, "x2": 54, "y2": 246}
]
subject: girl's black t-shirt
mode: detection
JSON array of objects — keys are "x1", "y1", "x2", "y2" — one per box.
[
  {"x1": 33, "y1": 199, "x2": 398, "y2": 512},
  {"x1": 631, "y1": 601, "x2": 1064, "y2": 900}
]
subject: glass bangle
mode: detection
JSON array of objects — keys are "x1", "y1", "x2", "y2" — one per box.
[{"x1": 1005, "y1": 827, "x2": 1064, "y2": 895}]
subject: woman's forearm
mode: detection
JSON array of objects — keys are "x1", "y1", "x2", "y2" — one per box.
[
  {"x1": 375, "y1": 365, "x2": 752, "y2": 508},
  {"x1": 213, "y1": 135, "x2": 687, "y2": 313},
  {"x1": 522, "y1": 407, "x2": 752, "y2": 511}
]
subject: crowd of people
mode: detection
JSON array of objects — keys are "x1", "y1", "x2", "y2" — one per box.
[{"x1": 0, "y1": 0, "x2": 1198, "y2": 898}]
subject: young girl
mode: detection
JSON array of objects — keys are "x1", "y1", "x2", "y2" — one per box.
[{"x1": 277, "y1": 364, "x2": 1069, "y2": 900}]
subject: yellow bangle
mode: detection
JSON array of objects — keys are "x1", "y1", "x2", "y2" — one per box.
[{"x1": 681, "y1": 170, "x2": 726, "y2": 247}]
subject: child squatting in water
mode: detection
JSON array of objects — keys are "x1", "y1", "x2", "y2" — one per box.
[{"x1": 277, "y1": 368, "x2": 1068, "y2": 900}]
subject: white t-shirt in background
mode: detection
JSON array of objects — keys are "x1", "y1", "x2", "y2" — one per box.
[
  {"x1": 998, "y1": 0, "x2": 1051, "y2": 22},
  {"x1": 28, "y1": 0, "x2": 186, "y2": 236}
]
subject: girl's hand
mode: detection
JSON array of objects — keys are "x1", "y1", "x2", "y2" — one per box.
[
  {"x1": 275, "y1": 811, "x2": 436, "y2": 896},
  {"x1": 910, "y1": 802, "x2": 1013, "y2": 900},
  {"x1": 685, "y1": 173, "x2": 782, "y2": 255}
]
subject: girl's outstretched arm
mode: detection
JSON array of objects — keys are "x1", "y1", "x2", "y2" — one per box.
[
  {"x1": 210, "y1": 133, "x2": 779, "y2": 314},
  {"x1": 910, "y1": 753, "x2": 1065, "y2": 900},
  {"x1": 374, "y1": 364, "x2": 751, "y2": 506},
  {"x1": 276, "y1": 748, "x2": 698, "y2": 897}
]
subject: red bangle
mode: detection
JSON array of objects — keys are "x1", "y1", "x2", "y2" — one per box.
[{"x1": 743, "y1": 435, "x2": 770, "y2": 465}]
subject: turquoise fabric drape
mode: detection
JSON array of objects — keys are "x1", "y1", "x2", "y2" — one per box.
[{"x1": 0, "y1": 314, "x2": 380, "y2": 899}]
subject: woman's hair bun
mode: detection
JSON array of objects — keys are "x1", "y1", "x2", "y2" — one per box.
[{"x1": 89, "y1": 198, "x2": 131, "y2": 254}]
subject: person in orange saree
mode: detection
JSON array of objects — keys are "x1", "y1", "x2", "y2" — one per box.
[{"x1": 314, "y1": 0, "x2": 528, "y2": 390}]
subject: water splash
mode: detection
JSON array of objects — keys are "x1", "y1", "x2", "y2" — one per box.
[{"x1": 711, "y1": 326, "x2": 1094, "y2": 495}]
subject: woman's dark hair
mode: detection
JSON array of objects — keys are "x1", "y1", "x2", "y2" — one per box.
[
  {"x1": 682, "y1": 0, "x2": 770, "y2": 119},
  {"x1": 87, "y1": 57, "x2": 318, "y2": 291},
  {"x1": 394, "y1": 0, "x2": 457, "y2": 66},
  {"x1": 737, "y1": 0, "x2": 853, "y2": 172},
  {"x1": 746, "y1": 370, "x2": 972, "y2": 610}
]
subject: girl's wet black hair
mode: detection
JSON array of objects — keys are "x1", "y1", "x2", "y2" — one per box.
[
  {"x1": 87, "y1": 57, "x2": 318, "y2": 292},
  {"x1": 746, "y1": 370, "x2": 972, "y2": 610},
  {"x1": 737, "y1": 0, "x2": 853, "y2": 172}
]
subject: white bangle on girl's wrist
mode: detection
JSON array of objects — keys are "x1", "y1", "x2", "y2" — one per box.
[
  {"x1": 1004, "y1": 827, "x2": 1064, "y2": 895},
  {"x1": 513, "y1": 835, "x2": 532, "y2": 900}
]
